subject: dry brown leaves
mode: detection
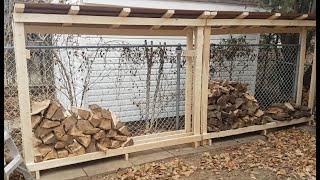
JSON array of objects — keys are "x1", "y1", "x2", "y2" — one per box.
[
  {"x1": 200, "y1": 128, "x2": 316, "y2": 179},
  {"x1": 113, "y1": 158, "x2": 197, "y2": 180}
]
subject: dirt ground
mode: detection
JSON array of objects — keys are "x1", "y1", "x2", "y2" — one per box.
[{"x1": 70, "y1": 125, "x2": 316, "y2": 180}]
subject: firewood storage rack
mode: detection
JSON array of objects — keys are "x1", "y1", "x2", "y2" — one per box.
[{"x1": 12, "y1": 2, "x2": 316, "y2": 179}]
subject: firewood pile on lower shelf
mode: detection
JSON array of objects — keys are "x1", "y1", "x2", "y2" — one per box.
[
  {"x1": 31, "y1": 100, "x2": 133, "y2": 162},
  {"x1": 207, "y1": 80, "x2": 313, "y2": 133},
  {"x1": 207, "y1": 80, "x2": 268, "y2": 132},
  {"x1": 265, "y1": 102, "x2": 312, "y2": 121}
]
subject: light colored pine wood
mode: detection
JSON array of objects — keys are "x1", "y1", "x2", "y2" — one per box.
[
  {"x1": 296, "y1": 14, "x2": 308, "y2": 20},
  {"x1": 185, "y1": 29, "x2": 194, "y2": 133},
  {"x1": 24, "y1": 25, "x2": 188, "y2": 36},
  {"x1": 198, "y1": 11, "x2": 211, "y2": 19},
  {"x1": 112, "y1": 8, "x2": 131, "y2": 28},
  {"x1": 13, "y1": 22, "x2": 34, "y2": 164},
  {"x1": 235, "y1": 12, "x2": 249, "y2": 19},
  {"x1": 192, "y1": 27, "x2": 204, "y2": 136},
  {"x1": 25, "y1": 49, "x2": 30, "y2": 59},
  {"x1": 124, "y1": 154, "x2": 129, "y2": 161},
  {"x1": 14, "y1": 3, "x2": 25, "y2": 13},
  {"x1": 200, "y1": 27, "x2": 211, "y2": 135},
  {"x1": 308, "y1": 35, "x2": 316, "y2": 111},
  {"x1": 63, "y1": 5, "x2": 80, "y2": 26},
  {"x1": 211, "y1": 27, "x2": 306, "y2": 35},
  {"x1": 296, "y1": 28, "x2": 307, "y2": 105},
  {"x1": 267, "y1": 13, "x2": 281, "y2": 20},
  {"x1": 14, "y1": 13, "x2": 206, "y2": 26},
  {"x1": 206, "y1": 19, "x2": 315, "y2": 27},
  {"x1": 151, "y1": 10, "x2": 175, "y2": 29},
  {"x1": 35, "y1": 171, "x2": 40, "y2": 180}
]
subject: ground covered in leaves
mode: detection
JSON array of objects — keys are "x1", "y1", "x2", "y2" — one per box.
[{"x1": 81, "y1": 127, "x2": 316, "y2": 180}]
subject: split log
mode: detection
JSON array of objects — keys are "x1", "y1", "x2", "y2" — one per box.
[
  {"x1": 31, "y1": 100, "x2": 50, "y2": 115},
  {"x1": 62, "y1": 116, "x2": 77, "y2": 132},
  {"x1": 37, "y1": 145, "x2": 53, "y2": 158},
  {"x1": 97, "y1": 138, "x2": 111, "y2": 151},
  {"x1": 101, "y1": 109, "x2": 112, "y2": 119},
  {"x1": 34, "y1": 126, "x2": 53, "y2": 139},
  {"x1": 31, "y1": 115, "x2": 42, "y2": 129},
  {"x1": 41, "y1": 132, "x2": 56, "y2": 145},
  {"x1": 51, "y1": 108, "x2": 65, "y2": 121},
  {"x1": 53, "y1": 125, "x2": 66, "y2": 141},
  {"x1": 77, "y1": 120, "x2": 94, "y2": 132},
  {"x1": 93, "y1": 130, "x2": 106, "y2": 140},
  {"x1": 106, "y1": 129, "x2": 118, "y2": 138},
  {"x1": 67, "y1": 126, "x2": 84, "y2": 137},
  {"x1": 45, "y1": 101, "x2": 61, "y2": 119},
  {"x1": 57, "y1": 149, "x2": 69, "y2": 158},
  {"x1": 66, "y1": 140, "x2": 86, "y2": 155},
  {"x1": 83, "y1": 128, "x2": 100, "y2": 135},
  {"x1": 88, "y1": 114, "x2": 102, "y2": 127},
  {"x1": 111, "y1": 111, "x2": 124, "y2": 129},
  {"x1": 99, "y1": 118, "x2": 112, "y2": 130},
  {"x1": 72, "y1": 107, "x2": 91, "y2": 120},
  {"x1": 89, "y1": 104, "x2": 102, "y2": 115},
  {"x1": 75, "y1": 135, "x2": 91, "y2": 148},
  {"x1": 86, "y1": 138, "x2": 97, "y2": 153},
  {"x1": 33, "y1": 135, "x2": 42, "y2": 147},
  {"x1": 114, "y1": 135, "x2": 127, "y2": 142},
  {"x1": 34, "y1": 148, "x2": 43, "y2": 163},
  {"x1": 41, "y1": 119, "x2": 60, "y2": 129},
  {"x1": 118, "y1": 126, "x2": 130, "y2": 136},
  {"x1": 110, "y1": 140, "x2": 122, "y2": 149},
  {"x1": 54, "y1": 141, "x2": 67, "y2": 149}
]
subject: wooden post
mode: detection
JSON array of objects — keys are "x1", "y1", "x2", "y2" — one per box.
[
  {"x1": 13, "y1": 22, "x2": 34, "y2": 164},
  {"x1": 185, "y1": 29, "x2": 194, "y2": 133},
  {"x1": 296, "y1": 28, "x2": 307, "y2": 105},
  {"x1": 192, "y1": 27, "x2": 204, "y2": 148},
  {"x1": 201, "y1": 27, "x2": 211, "y2": 135},
  {"x1": 308, "y1": 35, "x2": 316, "y2": 114}
]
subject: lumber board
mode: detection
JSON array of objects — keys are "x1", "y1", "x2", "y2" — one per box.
[
  {"x1": 211, "y1": 27, "x2": 307, "y2": 35},
  {"x1": 206, "y1": 19, "x2": 315, "y2": 27},
  {"x1": 13, "y1": 13, "x2": 206, "y2": 26},
  {"x1": 185, "y1": 29, "x2": 193, "y2": 132},
  {"x1": 296, "y1": 28, "x2": 307, "y2": 105},
  {"x1": 132, "y1": 130, "x2": 184, "y2": 141},
  {"x1": 203, "y1": 117, "x2": 312, "y2": 139},
  {"x1": 13, "y1": 22, "x2": 34, "y2": 163},
  {"x1": 134, "y1": 132, "x2": 194, "y2": 144},
  {"x1": 200, "y1": 26, "x2": 211, "y2": 134},
  {"x1": 112, "y1": 8, "x2": 131, "y2": 28},
  {"x1": 26, "y1": 134, "x2": 202, "y2": 171},
  {"x1": 308, "y1": 35, "x2": 316, "y2": 111},
  {"x1": 192, "y1": 27, "x2": 204, "y2": 135},
  {"x1": 24, "y1": 25, "x2": 187, "y2": 36},
  {"x1": 151, "y1": 10, "x2": 175, "y2": 29}
]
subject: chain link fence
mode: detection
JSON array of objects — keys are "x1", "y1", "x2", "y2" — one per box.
[
  {"x1": 210, "y1": 44, "x2": 300, "y2": 110},
  {"x1": 4, "y1": 44, "x2": 186, "y2": 136}
]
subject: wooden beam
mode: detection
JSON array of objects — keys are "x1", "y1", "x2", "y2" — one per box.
[
  {"x1": 192, "y1": 27, "x2": 204, "y2": 142},
  {"x1": 151, "y1": 10, "x2": 175, "y2": 29},
  {"x1": 210, "y1": 11, "x2": 218, "y2": 19},
  {"x1": 235, "y1": 11, "x2": 249, "y2": 19},
  {"x1": 268, "y1": 13, "x2": 281, "y2": 20},
  {"x1": 14, "y1": 13, "x2": 206, "y2": 26},
  {"x1": 111, "y1": 8, "x2": 131, "y2": 28},
  {"x1": 185, "y1": 29, "x2": 194, "y2": 133},
  {"x1": 14, "y1": 3, "x2": 25, "y2": 13},
  {"x1": 13, "y1": 22, "x2": 34, "y2": 163},
  {"x1": 308, "y1": 35, "x2": 316, "y2": 111},
  {"x1": 296, "y1": 28, "x2": 307, "y2": 105},
  {"x1": 63, "y1": 5, "x2": 80, "y2": 26},
  {"x1": 206, "y1": 19, "x2": 315, "y2": 27},
  {"x1": 198, "y1": 11, "x2": 211, "y2": 19},
  {"x1": 201, "y1": 27, "x2": 211, "y2": 135},
  {"x1": 211, "y1": 27, "x2": 305, "y2": 35},
  {"x1": 24, "y1": 25, "x2": 187, "y2": 36},
  {"x1": 296, "y1": 14, "x2": 309, "y2": 20}
]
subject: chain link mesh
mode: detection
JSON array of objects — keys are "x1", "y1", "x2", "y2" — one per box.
[
  {"x1": 210, "y1": 44, "x2": 300, "y2": 110},
  {"x1": 4, "y1": 44, "x2": 186, "y2": 137}
]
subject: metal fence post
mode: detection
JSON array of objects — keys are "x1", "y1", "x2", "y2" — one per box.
[{"x1": 175, "y1": 44, "x2": 182, "y2": 130}]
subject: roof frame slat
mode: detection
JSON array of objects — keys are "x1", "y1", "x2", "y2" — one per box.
[
  {"x1": 267, "y1": 13, "x2": 281, "y2": 20},
  {"x1": 151, "y1": 9, "x2": 175, "y2": 30},
  {"x1": 14, "y1": 3, "x2": 25, "y2": 13},
  {"x1": 220, "y1": 11, "x2": 249, "y2": 29},
  {"x1": 111, "y1": 8, "x2": 131, "y2": 28},
  {"x1": 295, "y1": 14, "x2": 309, "y2": 20},
  {"x1": 63, "y1": 5, "x2": 80, "y2": 26}
]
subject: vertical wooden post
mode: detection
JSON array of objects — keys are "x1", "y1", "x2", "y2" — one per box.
[
  {"x1": 200, "y1": 27, "x2": 211, "y2": 145},
  {"x1": 296, "y1": 28, "x2": 307, "y2": 105},
  {"x1": 192, "y1": 27, "x2": 204, "y2": 148},
  {"x1": 308, "y1": 35, "x2": 316, "y2": 113},
  {"x1": 185, "y1": 29, "x2": 194, "y2": 132},
  {"x1": 13, "y1": 22, "x2": 34, "y2": 163}
]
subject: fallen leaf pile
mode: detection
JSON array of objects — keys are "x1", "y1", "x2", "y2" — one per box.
[
  {"x1": 200, "y1": 128, "x2": 316, "y2": 179},
  {"x1": 114, "y1": 158, "x2": 197, "y2": 180}
]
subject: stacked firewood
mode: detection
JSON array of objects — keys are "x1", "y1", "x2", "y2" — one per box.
[
  {"x1": 265, "y1": 102, "x2": 312, "y2": 121},
  {"x1": 31, "y1": 100, "x2": 133, "y2": 162},
  {"x1": 207, "y1": 80, "x2": 269, "y2": 132}
]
